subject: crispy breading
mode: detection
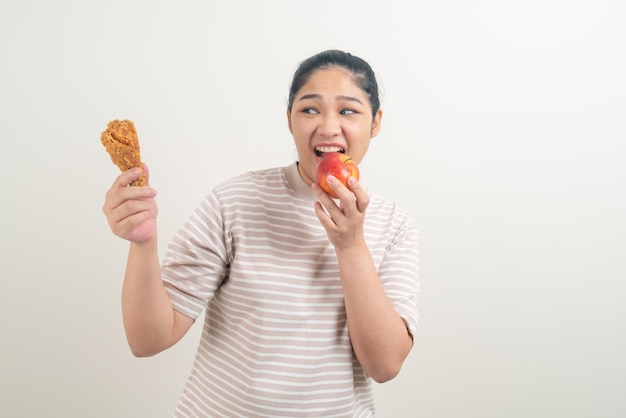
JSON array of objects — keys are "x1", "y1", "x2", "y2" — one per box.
[{"x1": 100, "y1": 119, "x2": 146, "y2": 186}]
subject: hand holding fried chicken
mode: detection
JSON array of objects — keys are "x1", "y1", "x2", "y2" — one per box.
[
  {"x1": 103, "y1": 166, "x2": 158, "y2": 244},
  {"x1": 101, "y1": 119, "x2": 157, "y2": 243}
]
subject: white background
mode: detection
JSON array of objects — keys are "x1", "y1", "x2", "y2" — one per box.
[{"x1": 1, "y1": 1, "x2": 624, "y2": 417}]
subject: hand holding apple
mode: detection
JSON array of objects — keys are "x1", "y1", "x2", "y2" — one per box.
[{"x1": 316, "y1": 152, "x2": 360, "y2": 198}]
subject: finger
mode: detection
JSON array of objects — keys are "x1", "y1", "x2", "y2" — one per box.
[
  {"x1": 312, "y1": 182, "x2": 337, "y2": 206},
  {"x1": 313, "y1": 201, "x2": 337, "y2": 229},
  {"x1": 118, "y1": 198, "x2": 156, "y2": 221},
  {"x1": 115, "y1": 209, "x2": 156, "y2": 240},
  {"x1": 347, "y1": 177, "x2": 369, "y2": 213},
  {"x1": 104, "y1": 181, "x2": 156, "y2": 215},
  {"x1": 109, "y1": 198, "x2": 157, "y2": 235},
  {"x1": 108, "y1": 167, "x2": 141, "y2": 189},
  {"x1": 325, "y1": 175, "x2": 353, "y2": 200},
  {"x1": 104, "y1": 170, "x2": 136, "y2": 213},
  {"x1": 325, "y1": 176, "x2": 361, "y2": 216},
  {"x1": 311, "y1": 182, "x2": 345, "y2": 219},
  {"x1": 142, "y1": 163, "x2": 151, "y2": 186}
]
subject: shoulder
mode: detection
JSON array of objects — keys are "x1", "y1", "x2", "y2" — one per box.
[
  {"x1": 365, "y1": 189, "x2": 419, "y2": 243},
  {"x1": 203, "y1": 166, "x2": 298, "y2": 211},
  {"x1": 212, "y1": 166, "x2": 287, "y2": 195},
  {"x1": 367, "y1": 189, "x2": 415, "y2": 224}
]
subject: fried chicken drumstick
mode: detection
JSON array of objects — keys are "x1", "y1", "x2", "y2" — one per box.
[{"x1": 100, "y1": 119, "x2": 146, "y2": 186}]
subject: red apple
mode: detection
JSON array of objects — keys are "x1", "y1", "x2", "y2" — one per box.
[{"x1": 316, "y1": 152, "x2": 360, "y2": 198}]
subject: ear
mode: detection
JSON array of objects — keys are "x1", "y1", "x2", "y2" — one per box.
[
  {"x1": 287, "y1": 109, "x2": 293, "y2": 134},
  {"x1": 370, "y1": 109, "x2": 383, "y2": 138}
]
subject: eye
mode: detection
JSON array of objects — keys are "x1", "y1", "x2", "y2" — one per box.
[
  {"x1": 302, "y1": 107, "x2": 319, "y2": 115},
  {"x1": 340, "y1": 109, "x2": 357, "y2": 115}
]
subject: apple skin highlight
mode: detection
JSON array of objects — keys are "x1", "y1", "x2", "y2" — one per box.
[{"x1": 316, "y1": 152, "x2": 360, "y2": 198}]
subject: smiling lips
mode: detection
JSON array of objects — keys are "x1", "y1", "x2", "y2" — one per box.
[{"x1": 315, "y1": 145, "x2": 345, "y2": 159}]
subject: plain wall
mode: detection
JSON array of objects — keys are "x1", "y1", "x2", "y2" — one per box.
[{"x1": 1, "y1": 0, "x2": 624, "y2": 417}]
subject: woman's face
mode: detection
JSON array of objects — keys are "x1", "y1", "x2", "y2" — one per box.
[{"x1": 287, "y1": 68, "x2": 382, "y2": 186}]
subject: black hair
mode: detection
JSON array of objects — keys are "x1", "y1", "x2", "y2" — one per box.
[{"x1": 287, "y1": 49, "x2": 380, "y2": 118}]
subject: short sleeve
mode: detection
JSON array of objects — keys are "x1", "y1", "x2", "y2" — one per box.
[
  {"x1": 161, "y1": 191, "x2": 231, "y2": 320},
  {"x1": 378, "y1": 214, "x2": 420, "y2": 339}
]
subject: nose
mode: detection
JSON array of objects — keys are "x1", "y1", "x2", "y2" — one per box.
[{"x1": 318, "y1": 113, "x2": 341, "y2": 137}]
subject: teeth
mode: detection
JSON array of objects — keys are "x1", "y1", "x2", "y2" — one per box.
[{"x1": 315, "y1": 146, "x2": 344, "y2": 153}]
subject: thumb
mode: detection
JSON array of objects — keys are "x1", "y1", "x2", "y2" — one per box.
[{"x1": 142, "y1": 163, "x2": 150, "y2": 186}]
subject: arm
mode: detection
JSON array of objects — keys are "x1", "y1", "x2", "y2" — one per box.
[
  {"x1": 335, "y1": 243, "x2": 413, "y2": 383},
  {"x1": 121, "y1": 237, "x2": 193, "y2": 357},
  {"x1": 313, "y1": 176, "x2": 413, "y2": 383},
  {"x1": 103, "y1": 166, "x2": 193, "y2": 357}
]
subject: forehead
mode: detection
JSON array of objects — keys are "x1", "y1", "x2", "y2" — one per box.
[{"x1": 296, "y1": 68, "x2": 366, "y2": 99}]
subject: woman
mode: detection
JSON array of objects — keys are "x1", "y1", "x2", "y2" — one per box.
[{"x1": 103, "y1": 49, "x2": 419, "y2": 417}]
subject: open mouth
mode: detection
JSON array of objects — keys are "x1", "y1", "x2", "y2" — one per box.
[{"x1": 315, "y1": 146, "x2": 345, "y2": 158}]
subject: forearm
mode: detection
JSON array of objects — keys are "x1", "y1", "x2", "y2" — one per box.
[
  {"x1": 337, "y1": 242, "x2": 413, "y2": 383},
  {"x1": 121, "y1": 235, "x2": 181, "y2": 357}
]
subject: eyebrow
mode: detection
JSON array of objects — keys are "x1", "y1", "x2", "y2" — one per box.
[{"x1": 298, "y1": 93, "x2": 364, "y2": 105}]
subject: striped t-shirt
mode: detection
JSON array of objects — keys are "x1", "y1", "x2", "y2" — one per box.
[{"x1": 161, "y1": 162, "x2": 419, "y2": 417}]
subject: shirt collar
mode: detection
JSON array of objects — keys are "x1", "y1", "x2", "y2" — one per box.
[{"x1": 283, "y1": 161, "x2": 317, "y2": 204}]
